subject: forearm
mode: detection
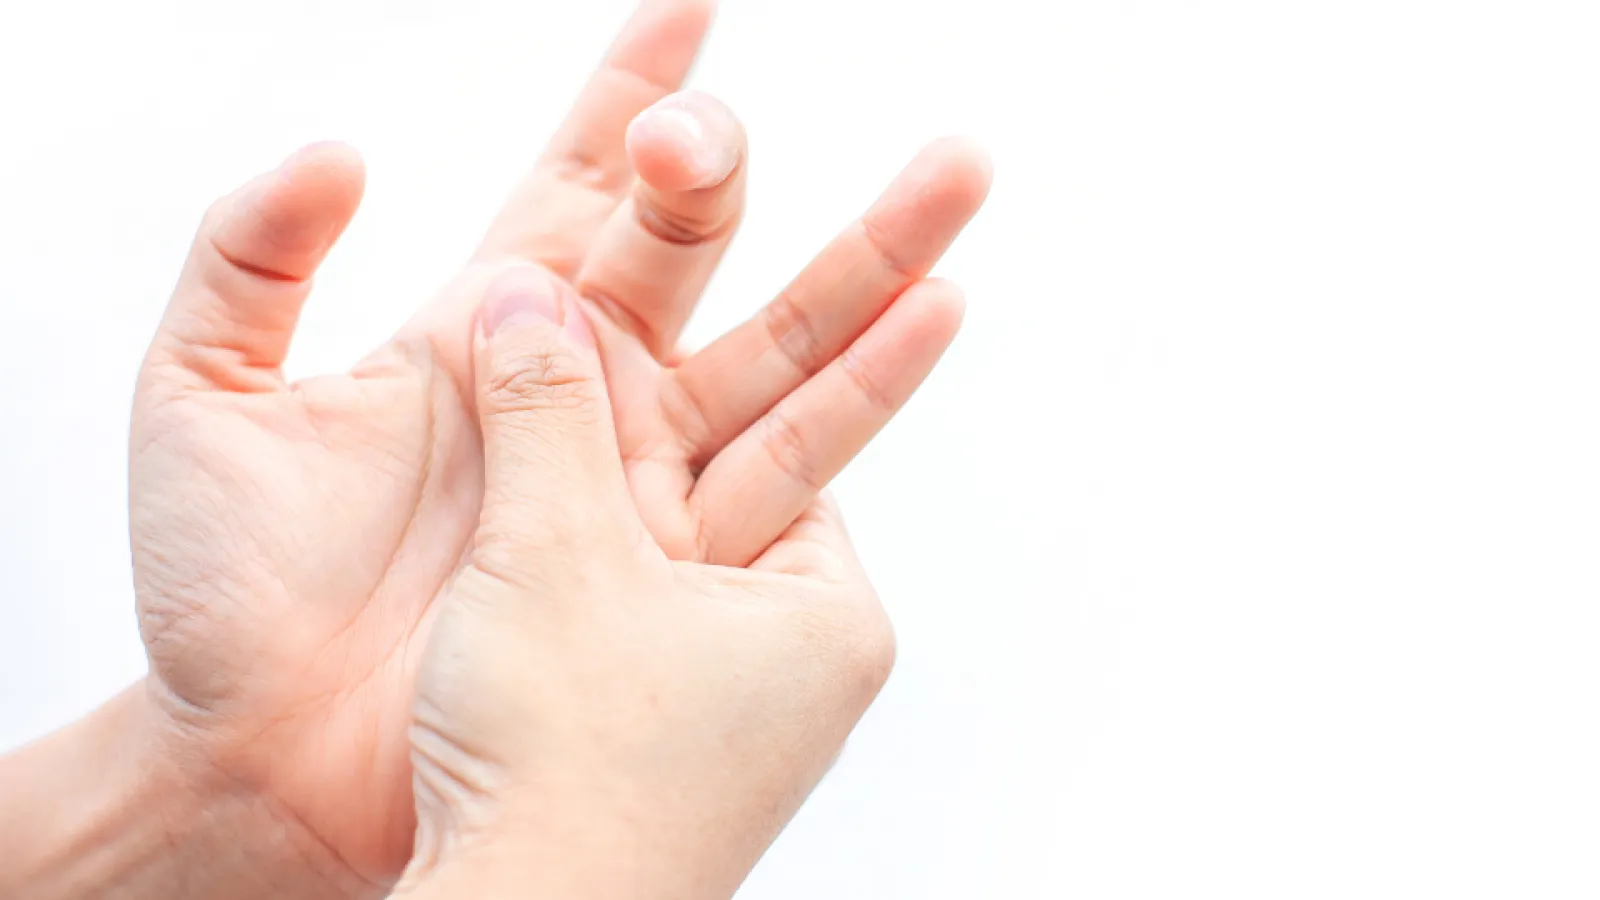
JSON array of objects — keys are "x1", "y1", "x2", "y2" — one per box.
[{"x1": 0, "y1": 681, "x2": 368, "y2": 900}]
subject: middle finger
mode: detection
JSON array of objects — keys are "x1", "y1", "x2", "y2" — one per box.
[{"x1": 576, "y1": 91, "x2": 748, "y2": 358}]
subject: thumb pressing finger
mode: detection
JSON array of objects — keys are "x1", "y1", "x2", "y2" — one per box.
[{"x1": 473, "y1": 265, "x2": 633, "y2": 575}]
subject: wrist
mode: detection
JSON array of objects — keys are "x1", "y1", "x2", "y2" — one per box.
[{"x1": 0, "y1": 680, "x2": 374, "y2": 900}]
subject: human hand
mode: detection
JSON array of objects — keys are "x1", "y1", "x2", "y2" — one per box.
[
  {"x1": 397, "y1": 267, "x2": 905, "y2": 899},
  {"x1": 125, "y1": 1, "x2": 989, "y2": 895}
]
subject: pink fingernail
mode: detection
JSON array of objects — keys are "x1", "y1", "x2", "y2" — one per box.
[
  {"x1": 481, "y1": 266, "x2": 564, "y2": 334},
  {"x1": 630, "y1": 97, "x2": 737, "y2": 187}
]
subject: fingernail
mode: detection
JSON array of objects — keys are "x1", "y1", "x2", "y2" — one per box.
[
  {"x1": 630, "y1": 95, "x2": 738, "y2": 187},
  {"x1": 482, "y1": 266, "x2": 564, "y2": 334}
]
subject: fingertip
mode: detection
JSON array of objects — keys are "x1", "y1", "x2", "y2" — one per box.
[
  {"x1": 212, "y1": 141, "x2": 366, "y2": 282},
  {"x1": 161, "y1": 142, "x2": 366, "y2": 377},
  {"x1": 859, "y1": 139, "x2": 992, "y2": 273},
  {"x1": 612, "y1": 0, "x2": 719, "y2": 82},
  {"x1": 919, "y1": 278, "x2": 969, "y2": 333},
  {"x1": 274, "y1": 141, "x2": 367, "y2": 218},
  {"x1": 898, "y1": 278, "x2": 967, "y2": 346},
  {"x1": 279, "y1": 139, "x2": 366, "y2": 172},
  {"x1": 626, "y1": 91, "x2": 743, "y2": 191},
  {"x1": 917, "y1": 136, "x2": 995, "y2": 214},
  {"x1": 641, "y1": 0, "x2": 718, "y2": 31}
]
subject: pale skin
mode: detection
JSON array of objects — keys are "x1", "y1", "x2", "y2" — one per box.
[
  {"x1": 0, "y1": 1, "x2": 990, "y2": 898},
  {"x1": 397, "y1": 266, "x2": 905, "y2": 899}
]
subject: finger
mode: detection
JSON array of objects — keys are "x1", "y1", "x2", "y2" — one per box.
[
  {"x1": 144, "y1": 142, "x2": 364, "y2": 392},
  {"x1": 689, "y1": 279, "x2": 966, "y2": 567},
  {"x1": 474, "y1": 0, "x2": 718, "y2": 277},
  {"x1": 575, "y1": 90, "x2": 747, "y2": 357},
  {"x1": 748, "y1": 492, "x2": 865, "y2": 580},
  {"x1": 667, "y1": 138, "x2": 991, "y2": 465},
  {"x1": 471, "y1": 265, "x2": 636, "y2": 581}
]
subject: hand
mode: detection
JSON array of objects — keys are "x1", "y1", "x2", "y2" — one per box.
[
  {"x1": 127, "y1": 0, "x2": 990, "y2": 895},
  {"x1": 398, "y1": 268, "x2": 901, "y2": 899}
]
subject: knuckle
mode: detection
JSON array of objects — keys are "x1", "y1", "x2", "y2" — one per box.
[
  {"x1": 482, "y1": 348, "x2": 600, "y2": 419},
  {"x1": 468, "y1": 519, "x2": 595, "y2": 596},
  {"x1": 577, "y1": 283, "x2": 664, "y2": 356},
  {"x1": 198, "y1": 185, "x2": 309, "y2": 284},
  {"x1": 789, "y1": 588, "x2": 898, "y2": 701},
  {"x1": 544, "y1": 141, "x2": 627, "y2": 193},
  {"x1": 840, "y1": 349, "x2": 898, "y2": 413},
  {"x1": 762, "y1": 290, "x2": 826, "y2": 376},
  {"x1": 759, "y1": 407, "x2": 827, "y2": 493},
  {"x1": 633, "y1": 198, "x2": 735, "y2": 248},
  {"x1": 465, "y1": 530, "x2": 542, "y2": 595},
  {"x1": 843, "y1": 601, "x2": 898, "y2": 696},
  {"x1": 858, "y1": 216, "x2": 918, "y2": 282},
  {"x1": 658, "y1": 374, "x2": 714, "y2": 460}
]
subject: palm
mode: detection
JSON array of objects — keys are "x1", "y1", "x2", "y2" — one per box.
[
  {"x1": 128, "y1": 306, "x2": 721, "y2": 878},
  {"x1": 127, "y1": 2, "x2": 987, "y2": 892},
  {"x1": 126, "y1": 273, "x2": 738, "y2": 882},
  {"x1": 129, "y1": 284, "x2": 715, "y2": 881},
  {"x1": 133, "y1": 343, "x2": 480, "y2": 882}
]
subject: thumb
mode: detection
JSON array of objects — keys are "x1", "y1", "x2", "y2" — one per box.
[
  {"x1": 144, "y1": 142, "x2": 364, "y2": 393},
  {"x1": 473, "y1": 265, "x2": 634, "y2": 572}
]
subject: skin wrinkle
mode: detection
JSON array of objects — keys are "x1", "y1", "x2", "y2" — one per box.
[
  {"x1": 299, "y1": 375, "x2": 436, "y2": 696},
  {"x1": 855, "y1": 215, "x2": 922, "y2": 284},
  {"x1": 139, "y1": 676, "x2": 380, "y2": 897},
  {"x1": 657, "y1": 370, "x2": 715, "y2": 463},
  {"x1": 136, "y1": 467, "x2": 266, "y2": 668},
  {"x1": 631, "y1": 194, "x2": 740, "y2": 247},
  {"x1": 415, "y1": 330, "x2": 479, "y2": 424},
  {"x1": 252, "y1": 781, "x2": 382, "y2": 897},
  {"x1": 761, "y1": 288, "x2": 827, "y2": 378},
  {"x1": 757, "y1": 406, "x2": 828, "y2": 494},
  {"x1": 357, "y1": 359, "x2": 482, "y2": 660},
  {"x1": 139, "y1": 348, "x2": 469, "y2": 886},
  {"x1": 299, "y1": 370, "x2": 482, "y2": 804},
  {"x1": 167, "y1": 341, "x2": 285, "y2": 393},
  {"x1": 838, "y1": 345, "x2": 899, "y2": 413},
  {"x1": 581, "y1": 283, "x2": 664, "y2": 357},
  {"x1": 541, "y1": 144, "x2": 630, "y2": 196},
  {"x1": 571, "y1": 89, "x2": 748, "y2": 363},
  {"x1": 209, "y1": 232, "x2": 307, "y2": 284},
  {"x1": 687, "y1": 489, "x2": 717, "y2": 564},
  {"x1": 127, "y1": 386, "x2": 203, "y2": 461}
]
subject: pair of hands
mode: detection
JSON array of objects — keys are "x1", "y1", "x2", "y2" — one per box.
[{"x1": 27, "y1": 2, "x2": 989, "y2": 896}]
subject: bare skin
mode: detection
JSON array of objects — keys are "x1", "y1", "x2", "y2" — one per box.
[
  {"x1": 110, "y1": 0, "x2": 991, "y2": 894},
  {"x1": 396, "y1": 267, "x2": 908, "y2": 900}
]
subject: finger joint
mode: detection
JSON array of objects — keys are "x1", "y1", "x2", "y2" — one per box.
[{"x1": 759, "y1": 406, "x2": 827, "y2": 493}]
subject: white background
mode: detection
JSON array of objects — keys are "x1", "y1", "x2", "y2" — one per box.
[{"x1": 3, "y1": 1, "x2": 1599, "y2": 897}]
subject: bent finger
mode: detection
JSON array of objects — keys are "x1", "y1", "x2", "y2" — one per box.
[
  {"x1": 576, "y1": 90, "x2": 747, "y2": 357},
  {"x1": 144, "y1": 142, "x2": 365, "y2": 394}
]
